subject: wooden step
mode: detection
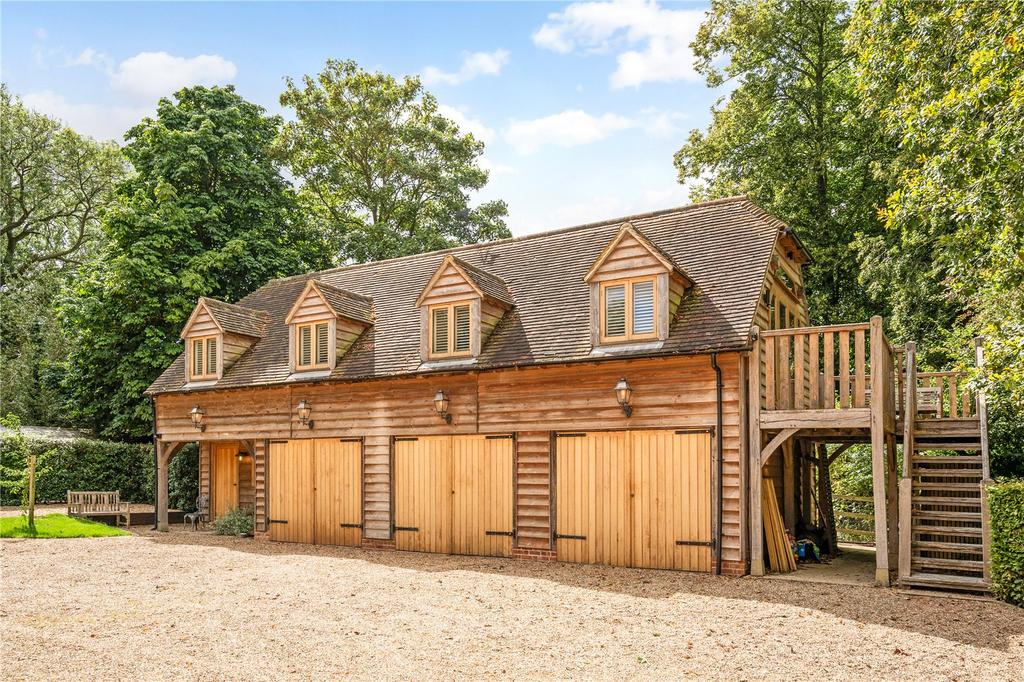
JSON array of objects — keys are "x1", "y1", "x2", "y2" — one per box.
[
  {"x1": 901, "y1": 572, "x2": 989, "y2": 593},
  {"x1": 912, "y1": 540, "x2": 983, "y2": 554},
  {"x1": 913, "y1": 510, "x2": 983, "y2": 522},
  {"x1": 912, "y1": 455, "x2": 982, "y2": 465},
  {"x1": 912, "y1": 468, "x2": 983, "y2": 477},
  {"x1": 912, "y1": 481, "x2": 982, "y2": 491},
  {"x1": 913, "y1": 524, "x2": 982, "y2": 537},
  {"x1": 913, "y1": 419, "x2": 981, "y2": 438},
  {"x1": 912, "y1": 495, "x2": 981, "y2": 506},
  {"x1": 913, "y1": 441, "x2": 982, "y2": 451},
  {"x1": 911, "y1": 556, "x2": 984, "y2": 572}
]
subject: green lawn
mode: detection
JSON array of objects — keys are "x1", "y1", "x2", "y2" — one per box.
[{"x1": 0, "y1": 513, "x2": 130, "y2": 538}]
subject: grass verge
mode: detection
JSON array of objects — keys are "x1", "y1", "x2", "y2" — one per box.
[{"x1": 0, "y1": 513, "x2": 130, "y2": 538}]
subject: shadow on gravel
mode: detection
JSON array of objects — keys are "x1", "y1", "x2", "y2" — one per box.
[{"x1": 135, "y1": 528, "x2": 1024, "y2": 652}]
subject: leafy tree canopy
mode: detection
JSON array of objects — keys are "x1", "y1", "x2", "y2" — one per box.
[
  {"x1": 674, "y1": 0, "x2": 891, "y2": 324},
  {"x1": 848, "y1": 0, "x2": 1024, "y2": 408},
  {"x1": 63, "y1": 86, "x2": 333, "y2": 437},
  {"x1": 277, "y1": 59, "x2": 510, "y2": 263},
  {"x1": 1, "y1": 85, "x2": 124, "y2": 285}
]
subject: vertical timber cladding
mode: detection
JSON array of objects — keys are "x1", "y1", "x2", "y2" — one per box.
[
  {"x1": 392, "y1": 434, "x2": 514, "y2": 557},
  {"x1": 555, "y1": 429, "x2": 713, "y2": 571},
  {"x1": 267, "y1": 438, "x2": 362, "y2": 545},
  {"x1": 211, "y1": 442, "x2": 239, "y2": 519}
]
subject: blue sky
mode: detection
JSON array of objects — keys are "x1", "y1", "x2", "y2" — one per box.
[{"x1": 2, "y1": 1, "x2": 722, "y2": 235}]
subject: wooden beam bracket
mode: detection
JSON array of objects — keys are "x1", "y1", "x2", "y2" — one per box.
[{"x1": 760, "y1": 428, "x2": 798, "y2": 467}]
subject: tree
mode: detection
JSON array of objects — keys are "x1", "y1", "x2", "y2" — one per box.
[
  {"x1": 674, "y1": 0, "x2": 891, "y2": 324},
  {"x1": 63, "y1": 86, "x2": 333, "y2": 438},
  {"x1": 277, "y1": 59, "x2": 510, "y2": 263},
  {"x1": 848, "y1": 0, "x2": 1024, "y2": 477},
  {"x1": 0, "y1": 414, "x2": 54, "y2": 534},
  {"x1": 1, "y1": 85, "x2": 124, "y2": 285}
]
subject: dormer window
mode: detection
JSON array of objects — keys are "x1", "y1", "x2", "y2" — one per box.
[
  {"x1": 180, "y1": 297, "x2": 267, "y2": 384},
  {"x1": 416, "y1": 255, "x2": 513, "y2": 363},
  {"x1": 190, "y1": 335, "x2": 219, "y2": 380},
  {"x1": 585, "y1": 222, "x2": 693, "y2": 348},
  {"x1": 285, "y1": 279, "x2": 374, "y2": 374},
  {"x1": 296, "y1": 321, "x2": 331, "y2": 369},
  {"x1": 429, "y1": 302, "x2": 472, "y2": 358},
  {"x1": 601, "y1": 276, "x2": 657, "y2": 343}
]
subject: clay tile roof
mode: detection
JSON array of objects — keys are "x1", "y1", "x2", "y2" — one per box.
[
  {"x1": 147, "y1": 195, "x2": 786, "y2": 395},
  {"x1": 312, "y1": 280, "x2": 374, "y2": 324},
  {"x1": 449, "y1": 256, "x2": 514, "y2": 307},
  {"x1": 200, "y1": 297, "x2": 269, "y2": 338}
]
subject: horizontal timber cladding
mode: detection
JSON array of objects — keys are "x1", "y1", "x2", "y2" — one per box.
[
  {"x1": 266, "y1": 438, "x2": 362, "y2": 546},
  {"x1": 154, "y1": 352, "x2": 744, "y2": 563},
  {"x1": 392, "y1": 435, "x2": 514, "y2": 557}
]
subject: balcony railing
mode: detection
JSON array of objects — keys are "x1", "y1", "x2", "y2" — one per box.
[{"x1": 757, "y1": 318, "x2": 898, "y2": 418}]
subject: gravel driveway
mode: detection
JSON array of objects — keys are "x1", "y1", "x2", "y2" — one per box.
[{"x1": 2, "y1": 530, "x2": 1021, "y2": 681}]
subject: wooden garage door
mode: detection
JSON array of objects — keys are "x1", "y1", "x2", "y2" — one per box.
[
  {"x1": 268, "y1": 440, "x2": 314, "y2": 543},
  {"x1": 314, "y1": 439, "x2": 363, "y2": 547},
  {"x1": 452, "y1": 435, "x2": 514, "y2": 557},
  {"x1": 393, "y1": 435, "x2": 513, "y2": 557},
  {"x1": 555, "y1": 430, "x2": 712, "y2": 571},
  {"x1": 211, "y1": 442, "x2": 239, "y2": 519}
]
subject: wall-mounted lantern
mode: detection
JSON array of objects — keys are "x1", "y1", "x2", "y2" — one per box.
[
  {"x1": 433, "y1": 389, "x2": 452, "y2": 424},
  {"x1": 189, "y1": 405, "x2": 206, "y2": 432},
  {"x1": 296, "y1": 399, "x2": 314, "y2": 429},
  {"x1": 614, "y1": 378, "x2": 633, "y2": 417}
]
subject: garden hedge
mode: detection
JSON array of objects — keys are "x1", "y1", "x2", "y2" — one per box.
[
  {"x1": 0, "y1": 436, "x2": 198, "y2": 511},
  {"x1": 988, "y1": 480, "x2": 1024, "y2": 607}
]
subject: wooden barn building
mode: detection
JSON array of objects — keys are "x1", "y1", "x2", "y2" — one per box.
[{"x1": 147, "y1": 195, "x2": 992, "y2": 591}]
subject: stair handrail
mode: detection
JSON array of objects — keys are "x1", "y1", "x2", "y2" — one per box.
[{"x1": 974, "y1": 338, "x2": 991, "y2": 481}]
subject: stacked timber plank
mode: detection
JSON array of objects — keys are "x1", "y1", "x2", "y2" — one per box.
[{"x1": 763, "y1": 480, "x2": 796, "y2": 573}]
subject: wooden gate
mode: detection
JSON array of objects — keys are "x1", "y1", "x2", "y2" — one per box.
[
  {"x1": 211, "y1": 442, "x2": 239, "y2": 519},
  {"x1": 555, "y1": 430, "x2": 712, "y2": 571},
  {"x1": 268, "y1": 440, "x2": 314, "y2": 543},
  {"x1": 393, "y1": 435, "x2": 513, "y2": 557},
  {"x1": 314, "y1": 439, "x2": 363, "y2": 547},
  {"x1": 268, "y1": 439, "x2": 362, "y2": 546}
]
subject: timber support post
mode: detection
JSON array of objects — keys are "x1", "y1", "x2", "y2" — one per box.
[
  {"x1": 869, "y1": 316, "x2": 891, "y2": 586},
  {"x1": 975, "y1": 337, "x2": 993, "y2": 584},
  {"x1": 156, "y1": 441, "x2": 185, "y2": 531},
  {"x1": 898, "y1": 342, "x2": 917, "y2": 580},
  {"x1": 747, "y1": 328, "x2": 764, "y2": 576}
]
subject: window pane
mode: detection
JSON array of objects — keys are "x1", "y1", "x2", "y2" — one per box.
[
  {"x1": 206, "y1": 337, "x2": 217, "y2": 375},
  {"x1": 632, "y1": 280, "x2": 654, "y2": 334},
  {"x1": 604, "y1": 285, "x2": 626, "y2": 337},
  {"x1": 192, "y1": 339, "x2": 203, "y2": 376},
  {"x1": 454, "y1": 305, "x2": 471, "y2": 352},
  {"x1": 299, "y1": 325, "x2": 312, "y2": 366},
  {"x1": 316, "y1": 323, "x2": 329, "y2": 365},
  {"x1": 432, "y1": 308, "x2": 449, "y2": 354}
]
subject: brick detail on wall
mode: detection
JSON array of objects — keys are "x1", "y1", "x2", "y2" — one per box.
[
  {"x1": 719, "y1": 559, "x2": 749, "y2": 577},
  {"x1": 361, "y1": 537, "x2": 397, "y2": 551},
  {"x1": 511, "y1": 546, "x2": 556, "y2": 561}
]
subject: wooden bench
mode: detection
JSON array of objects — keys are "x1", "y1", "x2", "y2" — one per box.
[{"x1": 67, "y1": 491, "x2": 132, "y2": 527}]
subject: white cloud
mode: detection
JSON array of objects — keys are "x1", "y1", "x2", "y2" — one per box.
[
  {"x1": 34, "y1": 28, "x2": 48, "y2": 40},
  {"x1": 437, "y1": 104, "x2": 496, "y2": 144},
  {"x1": 21, "y1": 91, "x2": 150, "y2": 142},
  {"x1": 505, "y1": 109, "x2": 634, "y2": 154},
  {"x1": 65, "y1": 47, "x2": 113, "y2": 71},
  {"x1": 422, "y1": 49, "x2": 509, "y2": 86},
  {"x1": 479, "y1": 155, "x2": 516, "y2": 177},
  {"x1": 637, "y1": 107, "x2": 688, "y2": 138},
  {"x1": 110, "y1": 51, "x2": 237, "y2": 100},
  {"x1": 532, "y1": 0, "x2": 704, "y2": 88}
]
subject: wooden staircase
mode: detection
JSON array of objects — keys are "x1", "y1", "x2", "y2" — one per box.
[{"x1": 898, "y1": 343, "x2": 992, "y2": 593}]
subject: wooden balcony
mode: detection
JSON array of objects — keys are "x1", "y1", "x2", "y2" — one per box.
[{"x1": 753, "y1": 318, "x2": 899, "y2": 433}]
